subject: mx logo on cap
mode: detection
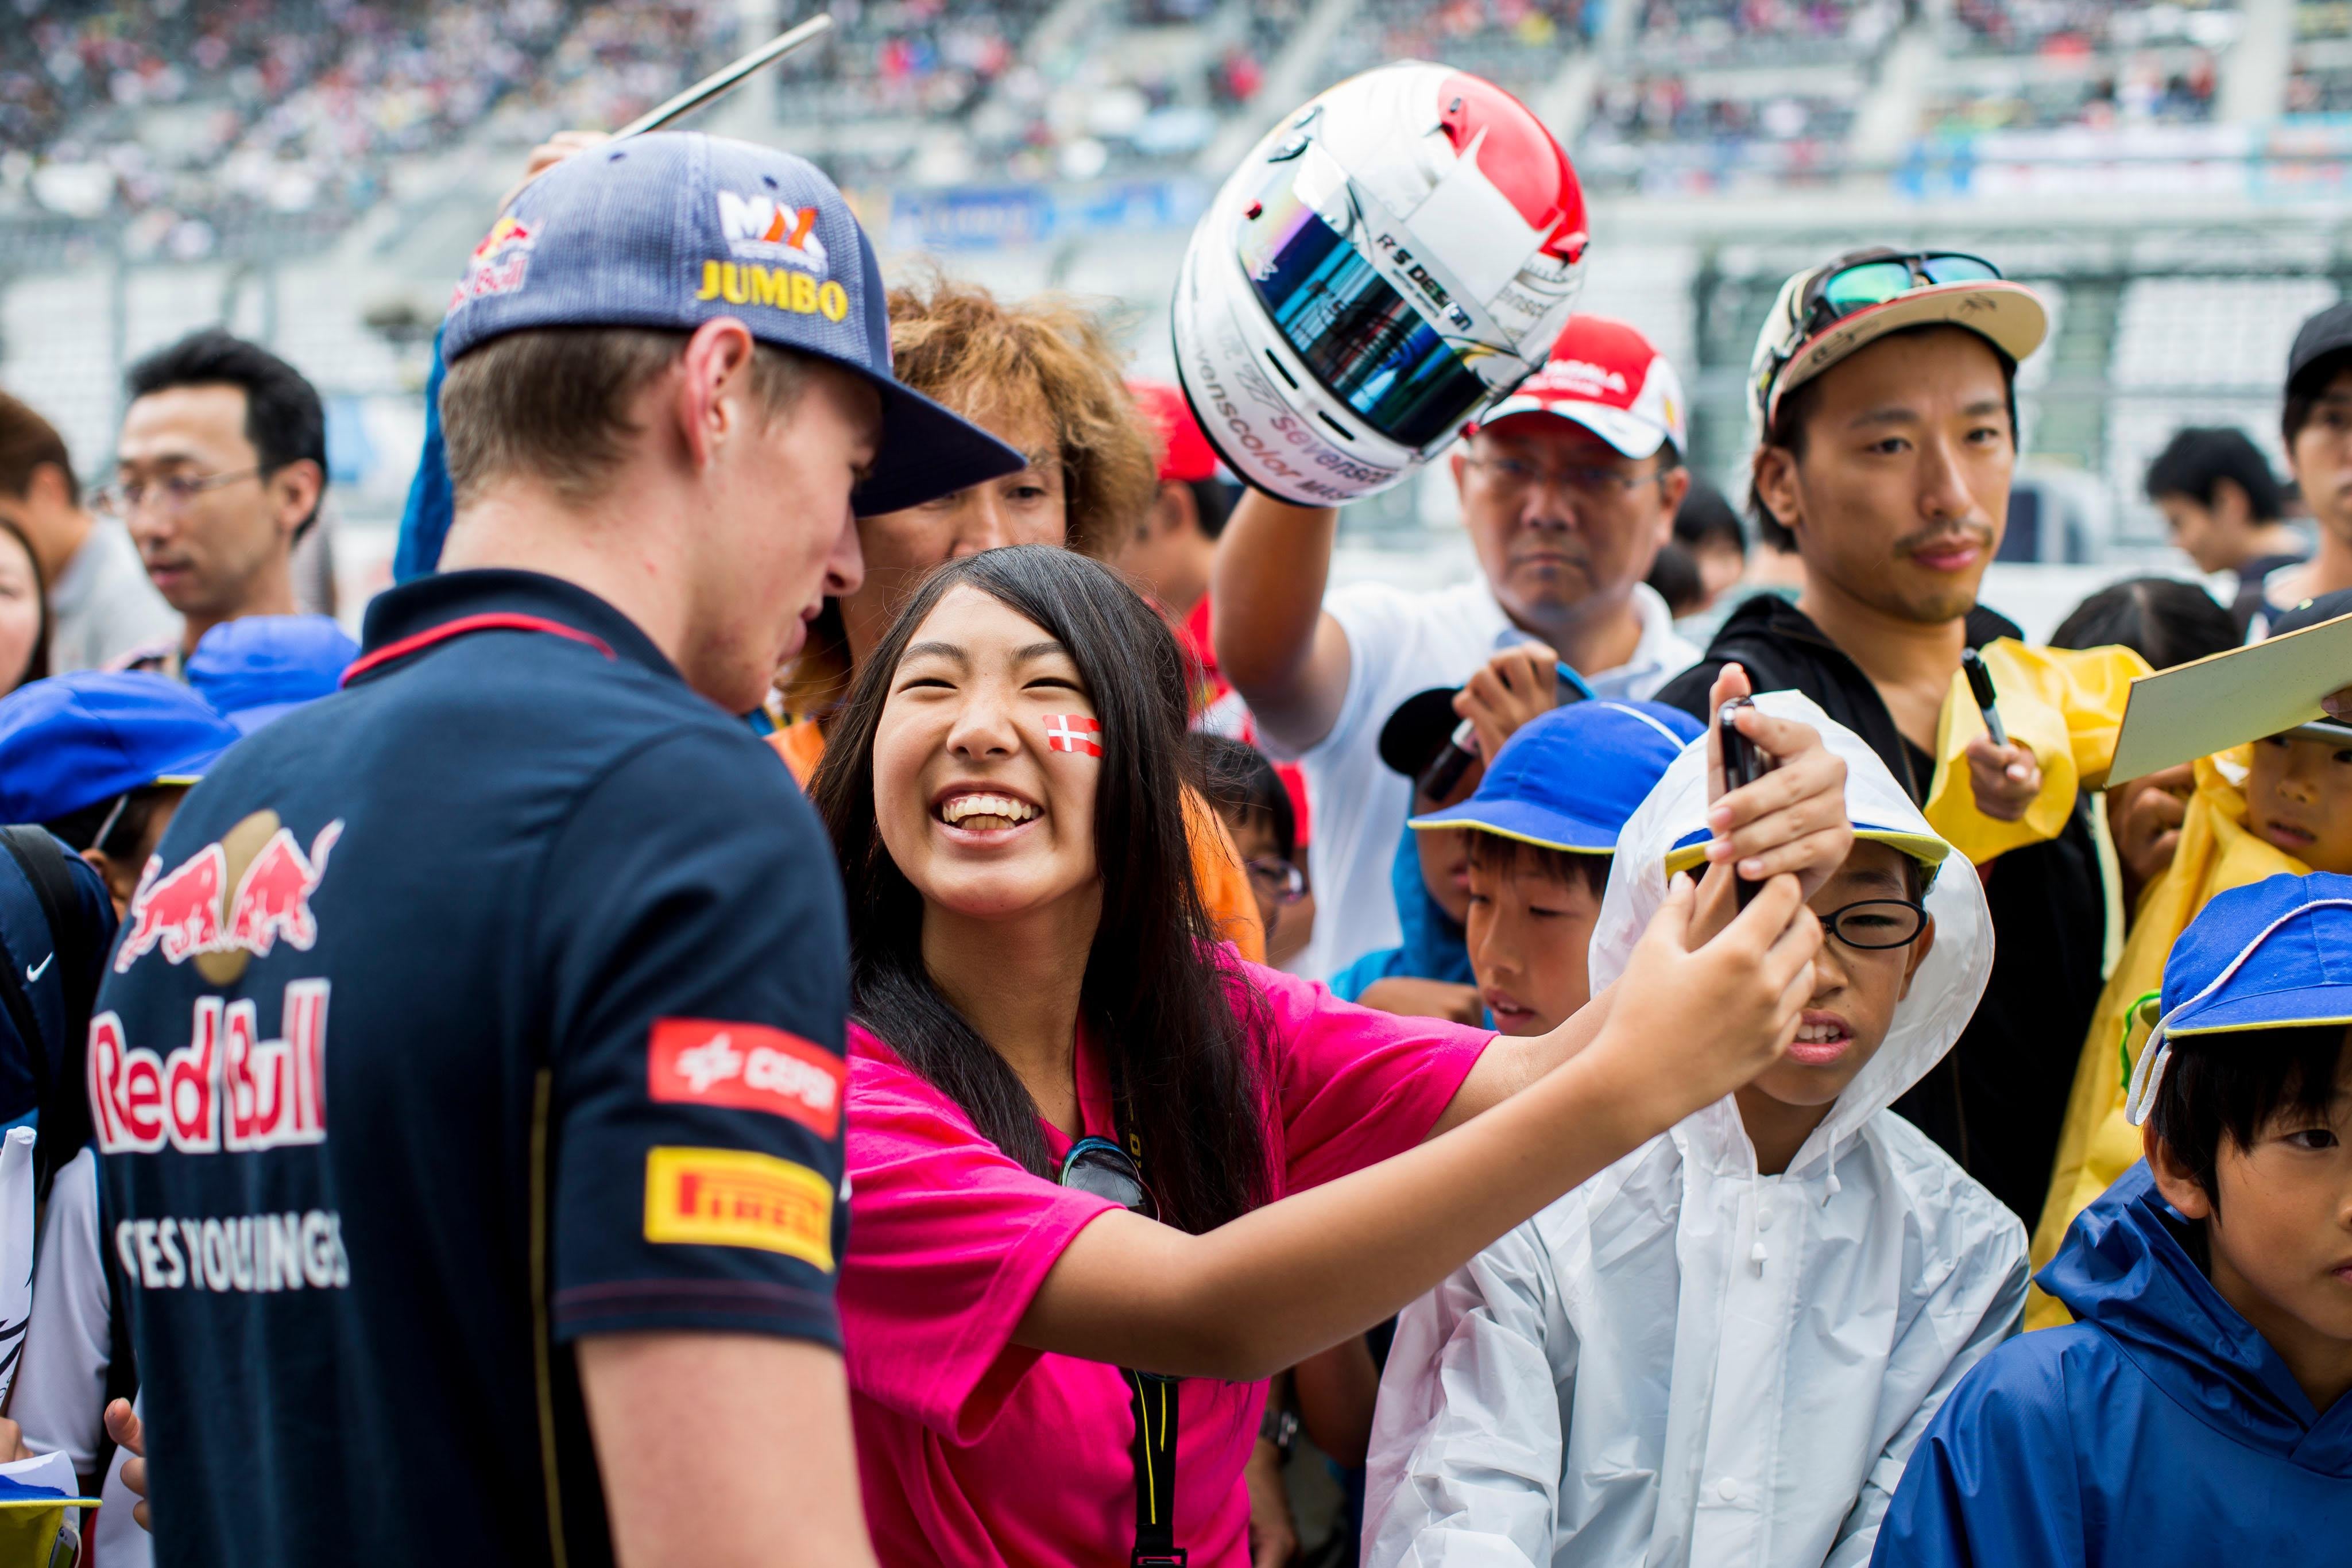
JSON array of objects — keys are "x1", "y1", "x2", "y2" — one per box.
[{"x1": 717, "y1": 192, "x2": 829, "y2": 274}]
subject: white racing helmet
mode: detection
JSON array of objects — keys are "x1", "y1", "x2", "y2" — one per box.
[{"x1": 1173, "y1": 63, "x2": 1590, "y2": 505}]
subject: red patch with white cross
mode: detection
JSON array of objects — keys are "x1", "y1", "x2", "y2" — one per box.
[{"x1": 1043, "y1": 714, "x2": 1102, "y2": 756}]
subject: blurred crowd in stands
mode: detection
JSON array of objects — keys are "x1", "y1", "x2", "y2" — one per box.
[{"x1": 11, "y1": 0, "x2": 2352, "y2": 258}]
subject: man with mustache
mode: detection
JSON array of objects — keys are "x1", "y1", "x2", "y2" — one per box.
[
  {"x1": 1214, "y1": 316, "x2": 1700, "y2": 982},
  {"x1": 1655, "y1": 248, "x2": 2104, "y2": 1225}
]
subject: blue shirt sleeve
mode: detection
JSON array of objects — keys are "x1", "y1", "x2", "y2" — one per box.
[
  {"x1": 1871, "y1": 1337, "x2": 2086, "y2": 1568},
  {"x1": 531, "y1": 724, "x2": 849, "y2": 1347},
  {"x1": 392, "y1": 325, "x2": 452, "y2": 583}
]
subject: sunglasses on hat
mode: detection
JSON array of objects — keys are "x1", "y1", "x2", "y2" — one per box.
[{"x1": 1758, "y1": 250, "x2": 2005, "y2": 419}]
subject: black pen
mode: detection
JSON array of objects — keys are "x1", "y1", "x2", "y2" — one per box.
[{"x1": 1960, "y1": 648, "x2": 2008, "y2": 748}]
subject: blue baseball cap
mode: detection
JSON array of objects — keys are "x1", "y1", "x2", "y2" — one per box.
[
  {"x1": 440, "y1": 131, "x2": 1025, "y2": 517},
  {"x1": 2123, "y1": 872, "x2": 2352, "y2": 1124},
  {"x1": 2160, "y1": 873, "x2": 2352, "y2": 1038},
  {"x1": 0, "y1": 672, "x2": 243, "y2": 827},
  {"x1": 186, "y1": 614, "x2": 358, "y2": 734},
  {"x1": 1409, "y1": 701, "x2": 1704, "y2": 853}
]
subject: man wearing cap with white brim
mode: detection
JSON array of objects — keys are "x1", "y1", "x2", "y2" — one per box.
[
  {"x1": 93, "y1": 133, "x2": 1024, "y2": 1568},
  {"x1": 1654, "y1": 246, "x2": 2103, "y2": 1228},
  {"x1": 1213, "y1": 315, "x2": 1701, "y2": 982}
]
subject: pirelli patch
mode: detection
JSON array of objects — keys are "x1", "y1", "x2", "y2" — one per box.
[{"x1": 642, "y1": 1146, "x2": 834, "y2": 1270}]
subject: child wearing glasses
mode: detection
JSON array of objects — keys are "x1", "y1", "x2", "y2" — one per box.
[
  {"x1": 1189, "y1": 733, "x2": 1308, "y2": 952},
  {"x1": 1365, "y1": 692, "x2": 2028, "y2": 1568}
]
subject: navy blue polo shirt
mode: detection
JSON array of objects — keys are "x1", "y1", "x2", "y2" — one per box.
[{"x1": 95, "y1": 570, "x2": 850, "y2": 1567}]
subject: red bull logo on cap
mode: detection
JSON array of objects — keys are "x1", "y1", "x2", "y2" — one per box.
[
  {"x1": 117, "y1": 817, "x2": 343, "y2": 977},
  {"x1": 450, "y1": 215, "x2": 538, "y2": 310}
]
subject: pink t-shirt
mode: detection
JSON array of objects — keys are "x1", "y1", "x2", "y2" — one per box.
[{"x1": 840, "y1": 958, "x2": 1491, "y2": 1568}]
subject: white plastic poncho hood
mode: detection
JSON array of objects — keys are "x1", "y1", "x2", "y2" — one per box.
[
  {"x1": 1364, "y1": 695, "x2": 2028, "y2": 1568},
  {"x1": 1589, "y1": 690, "x2": 1989, "y2": 1180}
]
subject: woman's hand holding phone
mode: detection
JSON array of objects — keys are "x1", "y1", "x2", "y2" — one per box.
[
  {"x1": 1581, "y1": 869, "x2": 1820, "y2": 1143},
  {"x1": 1690, "y1": 665, "x2": 1852, "y2": 946}
]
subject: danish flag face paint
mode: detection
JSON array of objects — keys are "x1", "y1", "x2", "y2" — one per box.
[{"x1": 1043, "y1": 714, "x2": 1102, "y2": 757}]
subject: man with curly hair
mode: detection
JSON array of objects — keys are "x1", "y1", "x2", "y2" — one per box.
[{"x1": 772, "y1": 270, "x2": 1162, "y2": 730}]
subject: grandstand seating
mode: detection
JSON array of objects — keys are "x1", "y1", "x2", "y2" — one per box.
[
  {"x1": 8, "y1": 0, "x2": 2352, "y2": 559},
  {"x1": 1633, "y1": 0, "x2": 1897, "y2": 67}
]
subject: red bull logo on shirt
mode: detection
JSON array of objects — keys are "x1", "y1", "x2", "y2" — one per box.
[
  {"x1": 88, "y1": 979, "x2": 330, "y2": 1155},
  {"x1": 116, "y1": 816, "x2": 343, "y2": 978}
]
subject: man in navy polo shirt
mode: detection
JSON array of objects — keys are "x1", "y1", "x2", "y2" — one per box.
[{"x1": 92, "y1": 133, "x2": 1023, "y2": 1567}]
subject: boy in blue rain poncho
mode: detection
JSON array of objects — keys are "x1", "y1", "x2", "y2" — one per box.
[
  {"x1": 1365, "y1": 694, "x2": 2028, "y2": 1568},
  {"x1": 1874, "y1": 872, "x2": 2352, "y2": 1565}
]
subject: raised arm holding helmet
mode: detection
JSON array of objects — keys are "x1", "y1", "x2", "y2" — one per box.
[{"x1": 1174, "y1": 73, "x2": 1722, "y2": 985}]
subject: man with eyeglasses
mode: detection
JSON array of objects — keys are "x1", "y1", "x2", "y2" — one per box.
[
  {"x1": 101, "y1": 329, "x2": 328, "y2": 677},
  {"x1": 1653, "y1": 247, "x2": 2102, "y2": 1226},
  {"x1": 1214, "y1": 315, "x2": 1699, "y2": 981}
]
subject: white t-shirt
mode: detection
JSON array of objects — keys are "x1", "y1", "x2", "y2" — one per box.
[
  {"x1": 1271, "y1": 579, "x2": 1700, "y2": 981},
  {"x1": 46, "y1": 522, "x2": 178, "y2": 675},
  {"x1": 16, "y1": 1148, "x2": 152, "y2": 1567}
]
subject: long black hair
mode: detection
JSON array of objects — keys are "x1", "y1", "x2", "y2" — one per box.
[
  {"x1": 0, "y1": 514, "x2": 51, "y2": 690},
  {"x1": 812, "y1": 545, "x2": 1272, "y2": 1233}
]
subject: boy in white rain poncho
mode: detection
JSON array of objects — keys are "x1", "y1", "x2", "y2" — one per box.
[{"x1": 1363, "y1": 694, "x2": 2027, "y2": 1568}]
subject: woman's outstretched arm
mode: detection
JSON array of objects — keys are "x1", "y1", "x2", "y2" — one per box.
[{"x1": 1015, "y1": 870, "x2": 1820, "y2": 1381}]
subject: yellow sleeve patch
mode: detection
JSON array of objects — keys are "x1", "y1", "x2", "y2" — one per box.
[{"x1": 643, "y1": 1146, "x2": 835, "y2": 1271}]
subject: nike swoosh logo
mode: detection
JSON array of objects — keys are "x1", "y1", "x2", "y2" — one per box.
[{"x1": 24, "y1": 954, "x2": 51, "y2": 984}]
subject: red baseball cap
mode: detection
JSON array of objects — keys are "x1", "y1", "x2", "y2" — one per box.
[
  {"x1": 1472, "y1": 315, "x2": 1688, "y2": 461},
  {"x1": 1130, "y1": 380, "x2": 1221, "y2": 485}
]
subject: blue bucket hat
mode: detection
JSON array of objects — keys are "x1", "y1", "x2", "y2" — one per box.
[
  {"x1": 440, "y1": 130, "x2": 1026, "y2": 517},
  {"x1": 0, "y1": 672, "x2": 243, "y2": 827},
  {"x1": 1409, "y1": 700, "x2": 1704, "y2": 853},
  {"x1": 185, "y1": 614, "x2": 358, "y2": 734},
  {"x1": 2123, "y1": 872, "x2": 2352, "y2": 1125}
]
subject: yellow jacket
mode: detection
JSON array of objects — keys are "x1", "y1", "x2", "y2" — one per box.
[
  {"x1": 1920, "y1": 638, "x2": 2148, "y2": 865},
  {"x1": 2022, "y1": 746, "x2": 2308, "y2": 1329}
]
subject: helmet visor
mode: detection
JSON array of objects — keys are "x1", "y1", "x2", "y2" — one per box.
[{"x1": 1239, "y1": 171, "x2": 1499, "y2": 450}]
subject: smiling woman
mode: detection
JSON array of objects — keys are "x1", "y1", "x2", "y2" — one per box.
[{"x1": 806, "y1": 544, "x2": 1849, "y2": 1568}]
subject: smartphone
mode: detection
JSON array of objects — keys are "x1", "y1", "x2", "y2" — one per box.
[{"x1": 1717, "y1": 699, "x2": 1773, "y2": 907}]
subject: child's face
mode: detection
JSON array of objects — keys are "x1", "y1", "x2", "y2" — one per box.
[
  {"x1": 1412, "y1": 761, "x2": 1483, "y2": 927},
  {"x1": 2246, "y1": 729, "x2": 2352, "y2": 874},
  {"x1": 1223, "y1": 807, "x2": 1285, "y2": 939},
  {"x1": 1742, "y1": 841, "x2": 1934, "y2": 1112},
  {"x1": 2149, "y1": 1033, "x2": 2352, "y2": 1401},
  {"x1": 1464, "y1": 853, "x2": 1603, "y2": 1036},
  {"x1": 80, "y1": 788, "x2": 187, "y2": 920}
]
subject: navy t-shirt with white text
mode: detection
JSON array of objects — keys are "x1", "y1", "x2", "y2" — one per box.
[{"x1": 95, "y1": 570, "x2": 849, "y2": 1566}]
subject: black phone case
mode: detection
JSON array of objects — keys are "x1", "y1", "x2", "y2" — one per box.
[{"x1": 1717, "y1": 700, "x2": 1771, "y2": 907}]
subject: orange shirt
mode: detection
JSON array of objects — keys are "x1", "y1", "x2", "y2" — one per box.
[{"x1": 767, "y1": 718, "x2": 1266, "y2": 963}]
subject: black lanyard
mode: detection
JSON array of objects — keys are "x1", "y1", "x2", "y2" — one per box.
[
  {"x1": 1057, "y1": 1125, "x2": 1184, "y2": 1565},
  {"x1": 1123, "y1": 1368, "x2": 1183, "y2": 1566}
]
